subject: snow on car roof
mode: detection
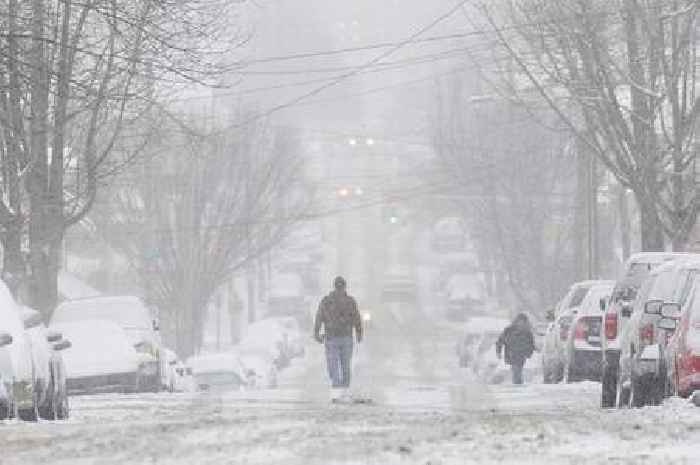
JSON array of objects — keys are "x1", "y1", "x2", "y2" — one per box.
[
  {"x1": 52, "y1": 296, "x2": 152, "y2": 329},
  {"x1": 576, "y1": 284, "x2": 613, "y2": 315}
]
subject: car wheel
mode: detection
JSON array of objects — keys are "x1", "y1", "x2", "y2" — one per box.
[
  {"x1": 601, "y1": 365, "x2": 617, "y2": 408},
  {"x1": 17, "y1": 392, "x2": 39, "y2": 422}
]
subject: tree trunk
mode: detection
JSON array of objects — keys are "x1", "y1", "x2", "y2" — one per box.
[
  {"x1": 639, "y1": 200, "x2": 665, "y2": 251},
  {"x1": 617, "y1": 186, "x2": 631, "y2": 262},
  {"x1": 573, "y1": 141, "x2": 588, "y2": 280}
]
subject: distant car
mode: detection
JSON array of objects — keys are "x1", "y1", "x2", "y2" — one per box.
[
  {"x1": 21, "y1": 307, "x2": 71, "y2": 420},
  {"x1": 187, "y1": 352, "x2": 248, "y2": 392},
  {"x1": 266, "y1": 273, "x2": 307, "y2": 323},
  {"x1": 665, "y1": 271, "x2": 700, "y2": 400},
  {"x1": 600, "y1": 252, "x2": 686, "y2": 407},
  {"x1": 53, "y1": 320, "x2": 150, "y2": 395},
  {"x1": 51, "y1": 296, "x2": 164, "y2": 391},
  {"x1": 444, "y1": 273, "x2": 486, "y2": 321},
  {"x1": 563, "y1": 282, "x2": 613, "y2": 383},
  {"x1": 381, "y1": 268, "x2": 418, "y2": 303},
  {"x1": 0, "y1": 280, "x2": 38, "y2": 421},
  {"x1": 431, "y1": 216, "x2": 467, "y2": 253}
]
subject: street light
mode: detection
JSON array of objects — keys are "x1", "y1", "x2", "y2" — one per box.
[
  {"x1": 337, "y1": 187, "x2": 350, "y2": 198},
  {"x1": 365, "y1": 138, "x2": 375, "y2": 146},
  {"x1": 348, "y1": 138, "x2": 357, "y2": 146}
]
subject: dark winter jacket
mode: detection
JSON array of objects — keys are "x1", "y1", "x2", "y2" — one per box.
[
  {"x1": 496, "y1": 318, "x2": 535, "y2": 365},
  {"x1": 314, "y1": 290, "x2": 363, "y2": 342}
]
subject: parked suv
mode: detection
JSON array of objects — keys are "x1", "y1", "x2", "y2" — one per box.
[
  {"x1": 615, "y1": 258, "x2": 700, "y2": 407},
  {"x1": 600, "y1": 253, "x2": 685, "y2": 407}
]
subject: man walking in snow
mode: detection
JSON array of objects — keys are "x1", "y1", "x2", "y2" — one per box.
[
  {"x1": 496, "y1": 313, "x2": 535, "y2": 385},
  {"x1": 314, "y1": 276, "x2": 363, "y2": 398}
]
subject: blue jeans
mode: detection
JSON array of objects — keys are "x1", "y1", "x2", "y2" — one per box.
[
  {"x1": 511, "y1": 360, "x2": 524, "y2": 385},
  {"x1": 325, "y1": 336, "x2": 353, "y2": 388}
]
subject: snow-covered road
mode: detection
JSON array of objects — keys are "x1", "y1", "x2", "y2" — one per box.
[{"x1": 2, "y1": 307, "x2": 700, "y2": 465}]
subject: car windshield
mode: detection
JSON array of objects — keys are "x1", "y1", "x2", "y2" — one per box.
[{"x1": 567, "y1": 286, "x2": 590, "y2": 308}]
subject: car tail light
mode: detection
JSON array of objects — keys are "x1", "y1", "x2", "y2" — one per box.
[
  {"x1": 574, "y1": 320, "x2": 587, "y2": 340},
  {"x1": 605, "y1": 312, "x2": 618, "y2": 340},
  {"x1": 640, "y1": 323, "x2": 654, "y2": 346}
]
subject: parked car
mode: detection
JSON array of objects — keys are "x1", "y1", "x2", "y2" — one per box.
[
  {"x1": 431, "y1": 216, "x2": 467, "y2": 253},
  {"x1": 173, "y1": 363, "x2": 196, "y2": 393},
  {"x1": 21, "y1": 307, "x2": 71, "y2": 420},
  {"x1": 0, "y1": 280, "x2": 38, "y2": 420},
  {"x1": 456, "y1": 317, "x2": 509, "y2": 368},
  {"x1": 381, "y1": 267, "x2": 418, "y2": 304},
  {"x1": 563, "y1": 282, "x2": 614, "y2": 382},
  {"x1": 239, "y1": 319, "x2": 293, "y2": 369},
  {"x1": 600, "y1": 252, "x2": 686, "y2": 407},
  {"x1": 51, "y1": 296, "x2": 164, "y2": 391},
  {"x1": 239, "y1": 348, "x2": 278, "y2": 389},
  {"x1": 187, "y1": 352, "x2": 248, "y2": 392},
  {"x1": 53, "y1": 320, "x2": 150, "y2": 395},
  {"x1": 542, "y1": 280, "x2": 613, "y2": 383},
  {"x1": 665, "y1": 272, "x2": 700, "y2": 400},
  {"x1": 616, "y1": 258, "x2": 700, "y2": 407}
]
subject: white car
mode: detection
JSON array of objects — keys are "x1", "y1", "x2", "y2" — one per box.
[
  {"x1": 51, "y1": 296, "x2": 164, "y2": 391},
  {"x1": 238, "y1": 348, "x2": 278, "y2": 389},
  {"x1": 53, "y1": 320, "x2": 149, "y2": 395},
  {"x1": 563, "y1": 282, "x2": 614, "y2": 383},
  {"x1": 187, "y1": 352, "x2": 248, "y2": 392},
  {"x1": 240, "y1": 319, "x2": 295, "y2": 369},
  {"x1": 0, "y1": 281, "x2": 38, "y2": 420},
  {"x1": 21, "y1": 307, "x2": 71, "y2": 419}
]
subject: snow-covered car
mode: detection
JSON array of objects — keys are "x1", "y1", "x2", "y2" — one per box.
[
  {"x1": 616, "y1": 258, "x2": 700, "y2": 407},
  {"x1": 268, "y1": 316, "x2": 305, "y2": 358},
  {"x1": 381, "y1": 267, "x2": 418, "y2": 304},
  {"x1": 600, "y1": 253, "x2": 686, "y2": 407},
  {"x1": 53, "y1": 320, "x2": 151, "y2": 395},
  {"x1": 444, "y1": 273, "x2": 486, "y2": 321},
  {"x1": 173, "y1": 363, "x2": 196, "y2": 393},
  {"x1": 51, "y1": 296, "x2": 164, "y2": 391},
  {"x1": 563, "y1": 282, "x2": 613, "y2": 383},
  {"x1": 431, "y1": 216, "x2": 467, "y2": 253},
  {"x1": 0, "y1": 280, "x2": 38, "y2": 420},
  {"x1": 187, "y1": 352, "x2": 248, "y2": 392},
  {"x1": 238, "y1": 348, "x2": 278, "y2": 389},
  {"x1": 456, "y1": 317, "x2": 509, "y2": 368},
  {"x1": 239, "y1": 319, "x2": 293, "y2": 369},
  {"x1": 21, "y1": 307, "x2": 71, "y2": 420}
]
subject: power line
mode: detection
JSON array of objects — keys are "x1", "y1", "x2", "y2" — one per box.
[{"x1": 214, "y1": 0, "x2": 472, "y2": 132}]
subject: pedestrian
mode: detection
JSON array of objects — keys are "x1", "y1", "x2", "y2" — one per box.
[
  {"x1": 496, "y1": 313, "x2": 535, "y2": 385},
  {"x1": 314, "y1": 276, "x2": 363, "y2": 400}
]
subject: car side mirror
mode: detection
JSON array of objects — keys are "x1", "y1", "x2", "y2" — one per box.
[
  {"x1": 0, "y1": 332, "x2": 13, "y2": 347},
  {"x1": 46, "y1": 331, "x2": 62, "y2": 343},
  {"x1": 661, "y1": 302, "x2": 682, "y2": 320},
  {"x1": 152, "y1": 319, "x2": 160, "y2": 331},
  {"x1": 53, "y1": 339, "x2": 72, "y2": 351},
  {"x1": 599, "y1": 298, "x2": 607, "y2": 312},
  {"x1": 644, "y1": 299, "x2": 664, "y2": 315},
  {"x1": 23, "y1": 311, "x2": 43, "y2": 330},
  {"x1": 658, "y1": 318, "x2": 678, "y2": 331}
]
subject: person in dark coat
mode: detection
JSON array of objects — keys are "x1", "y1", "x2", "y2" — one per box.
[
  {"x1": 314, "y1": 276, "x2": 363, "y2": 390},
  {"x1": 496, "y1": 313, "x2": 535, "y2": 385}
]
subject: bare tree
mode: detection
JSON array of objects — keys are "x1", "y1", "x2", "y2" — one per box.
[
  {"x1": 433, "y1": 71, "x2": 577, "y2": 314},
  {"x1": 0, "y1": 0, "x2": 248, "y2": 314},
  {"x1": 472, "y1": 0, "x2": 700, "y2": 251},
  {"x1": 100, "y1": 121, "x2": 308, "y2": 357}
]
